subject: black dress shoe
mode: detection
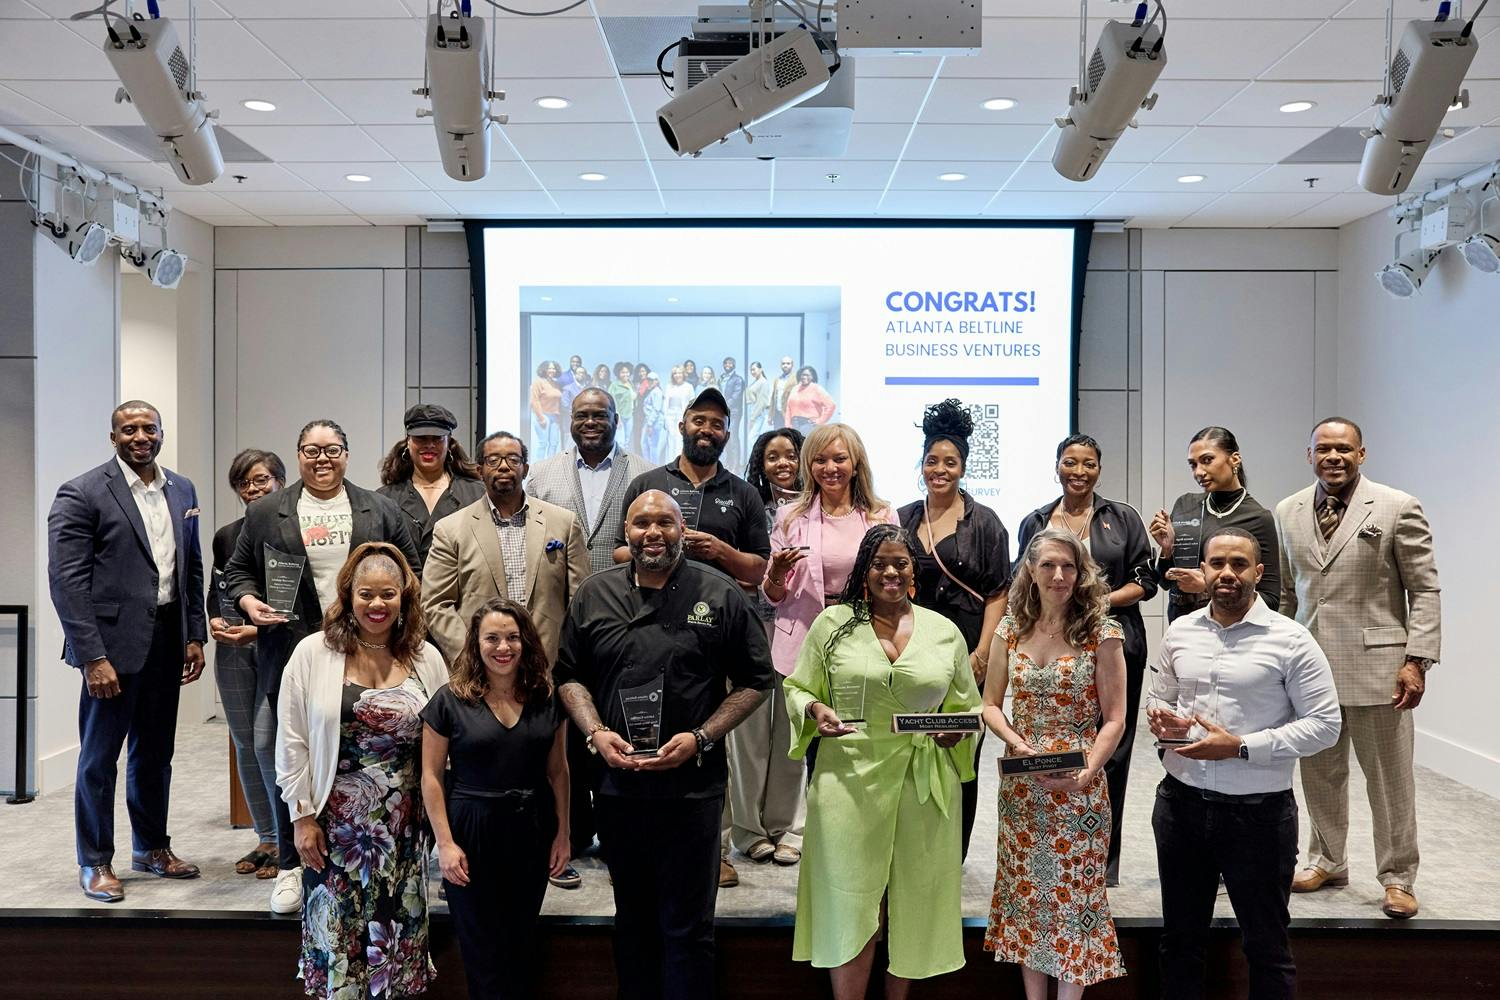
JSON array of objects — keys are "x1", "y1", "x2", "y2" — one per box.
[
  {"x1": 80, "y1": 865, "x2": 124, "y2": 902},
  {"x1": 131, "y1": 848, "x2": 201, "y2": 879}
]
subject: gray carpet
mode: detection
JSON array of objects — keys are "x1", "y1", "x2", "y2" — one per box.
[{"x1": 2, "y1": 718, "x2": 1496, "y2": 922}]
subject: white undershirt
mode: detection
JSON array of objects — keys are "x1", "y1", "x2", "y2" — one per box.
[
  {"x1": 298, "y1": 487, "x2": 353, "y2": 615},
  {"x1": 116, "y1": 457, "x2": 177, "y2": 605}
]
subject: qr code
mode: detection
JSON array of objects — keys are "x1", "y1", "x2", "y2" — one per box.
[{"x1": 966, "y1": 403, "x2": 1001, "y2": 480}]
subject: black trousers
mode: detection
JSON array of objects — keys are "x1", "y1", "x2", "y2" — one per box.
[
  {"x1": 445, "y1": 793, "x2": 553, "y2": 1000},
  {"x1": 1104, "y1": 646, "x2": 1147, "y2": 881},
  {"x1": 74, "y1": 603, "x2": 183, "y2": 866},
  {"x1": 1153, "y1": 775, "x2": 1299, "y2": 1000},
  {"x1": 597, "y1": 794, "x2": 722, "y2": 1000},
  {"x1": 566, "y1": 721, "x2": 599, "y2": 856}
]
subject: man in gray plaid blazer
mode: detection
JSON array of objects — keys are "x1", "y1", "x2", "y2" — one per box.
[
  {"x1": 527, "y1": 386, "x2": 648, "y2": 883},
  {"x1": 1275, "y1": 417, "x2": 1441, "y2": 919},
  {"x1": 527, "y1": 388, "x2": 649, "y2": 576}
]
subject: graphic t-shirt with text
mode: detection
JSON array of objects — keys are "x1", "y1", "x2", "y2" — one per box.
[{"x1": 298, "y1": 487, "x2": 353, "y2": 615}]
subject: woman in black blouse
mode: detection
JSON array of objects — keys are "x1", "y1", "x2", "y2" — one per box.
[
  {"x1": 421, "y1": 597, "x2": 570, "y2": 1000},
  {"x1": 896, "y1": 400, "x2": 1012, "y2": 860},
  {"x1": 1148, "y1": 425, "x2": 1280, "y2": 622},
  {"x1": 377, "y1": 403, "x2": 485, "y2": 564},
  {"x1": 1015, "y1": 433, "x2": 1157, "y2": 886}
]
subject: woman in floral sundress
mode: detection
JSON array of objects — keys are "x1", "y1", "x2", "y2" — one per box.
[
  {"x1": 277, "y1": 542, "x2": 450, "y2": 998},
  {"x1": 982, "y1": 528, "x2": 1128, "y2": 998}
]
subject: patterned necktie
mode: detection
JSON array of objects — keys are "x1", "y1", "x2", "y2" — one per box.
[{"x1": 1317, "y1": 496, "x2": 1342, "y2": 540}]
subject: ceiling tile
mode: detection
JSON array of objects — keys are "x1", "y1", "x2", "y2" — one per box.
[
  {"x1": 1206, "y1": 81, "x2": 1381, "y2": 128},
  {"x1": 530, "y1": 159, "x2": 660, "y2": 190},
  {"x1": 403, "y1": 159, "x2": 542, "y2": 191},
  {"x1": 331, "y1": 190, "x2": 455, "y2": 216},
  {"x1": 857, "y1": 55, "x2": 943, "y2": 80},
  {"x1": 437, "y1": 189, "x2": 560, "y2": 215},
  {"x1": 771, "y1": 189, "x2": 882, "y2": 215},
  {"x1": 1003, "y1": 0, "x2": 1347, "y2": 15},
  {"x1": 1233, "y1": 162, "x2": 1359, "y2": 193},
  {"x1": 1087, "y1": 190, "x2": 1222, "y2": 225},
  {"x1": 310, "y1": 79, "x2": 429, "y2": 126},
  {"x1": 1115, "y1": 162, "x2": 1268, "y2": 193},
  {"x1": 207, "y1": 80, "x2": 353, "y2": 126},
  {"x1": 358, "y1": 214, "x2": 431, "y2": 225},
  {"x1": 826, "y1": 123, "x2": 911, "y2": 160},
  {"x1": 493, "y1": 17, "x2": 619, "y2": 79},
  {"x1": 218, "y1": 190, "x2": 347, "y2": 215},
  {"x1": 0, "y1": 2, "x2": 50, "y2": 17},
  {"x1": 153, "y1": 190, "x2": 244, "y2": 216},
  {"x1": 194, "y1": 215, "x2": 272, "y2": 226},
  {"x1": 1033, "y1": 124, "x2": 1195, "y2": 164},
  {"x1": 1154, "y1": 125, "x2": 1331, "y2": 164},
  {"x1": 662, "y1": 188, "x2": 767, "y2": 215},
  {"x1": 942, "y1": 19, "x2": 1079, "y2": 80},
  {"x1": 259, "y1": 214, "x2": 376, "y2": 225},
  {"x1": 18, "y1": 124, "x2": 148, "y2": 162},
  {"x1": 876, "y1": 189, "x2": 992, "y2": 216},
  {"x1": 239, "y1": 19, "x2": 424, "y2": 80},
  {"x1": 0, "y1": 82, "x2": 73, "y2": 126},
  {"x1": 773, "y1": 159, "x2": 894, "y2": 191},
  {"x1": 1259, "y1": 20, "x2": 1388, "y2": 81},
  {"x1": 280, "y1": 161, "x2": 427, "y2": 190},
  {"x1": 1420, "y1": 124, "x2": 1500, "y2": 163},
  {"x1": 1177, "y1": 191, "x2": 1337, "y2": 227},
  {"x1": 1158, "y1": 19, "x2": 1317, "y2": 80},
  {"x1": 175, "y1": 163, "x2": 316, "y2": 192},
  {"x1": 226, "y1": 124, "x2": 395, "y2": 161},
  {"x1": 983, "y1": 191, "x2": 1109, "y2": 218},
  {"x1": 506, "y1": 123, "x2": 649, "y2": 160},
  {"x1": 905, "y1": 123, "x2": 1056, "y2": 161},
  {"x1": 851, "y1": 77, "x2": 935, "y2": 125},
  {"x1": 215, "y1": 0, "x2": 412, "y2": 17},
  {"x1": 1272, "y1": 191, "x2": 1392, "y2": 229},
  {"x1": 0, "y1": 20, "x2": 117, "y2": 80},
  {"x1": 59, "y1": 18, "x2": 301, "y2": 82},
  {"x1": 489, "y1": 78, "x2": 633, "y2": 125},
  {"x1": 559, "y1": 189, "x2": 672, "y2": 215},
  {"x1": 650, "y1": 158, "x2": 771, "y2": 190},
  {"x1": 888, "y1": 160, "x2": 1025, "y2": 190}
]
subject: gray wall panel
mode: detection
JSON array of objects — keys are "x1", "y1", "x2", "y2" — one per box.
[
  {"x1": 419, "y1": 268, "x2": 473, "y2": 388},
  {"x1": 0, "y1": 204, "x2": 34, "y2": 357}
]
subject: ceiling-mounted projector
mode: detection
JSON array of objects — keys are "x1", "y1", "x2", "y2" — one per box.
[
  {"x1": 417, "y1": 10, "x2": 507, "y2": 182},
  {"x1": 101, "y1": 15, "x2": 223, "y2": 185},
  {"x1": 1359, "y1": 13, "x2": 1479, "y2": 196},
  {"x1": 658, "y1": 26, "x2": 834, "y2": 157},
  {"x1": 1052, "y1": 10, "x2": 1166, "y2": 182}
]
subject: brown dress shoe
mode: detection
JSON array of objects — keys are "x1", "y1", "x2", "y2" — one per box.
[
  {"x1": 718, "y1": 858, "x2": 739, "y2": 888},
  {"x1": 80, "y1": 865, "x2": 124, "y2": 903},
  {"x1": 1382, "y1": 886, "x2": 1419, "y2": 919},
  {"x1": 1291, "y1": 866, "x2": 1349, "y2": 893},
  {"x1": 131, "y1": 848, "x2": 201, "y2": 879}
]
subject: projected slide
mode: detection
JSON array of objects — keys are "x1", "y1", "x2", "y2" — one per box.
[{"x1": 482, "y1": 224, "x2": 1080, "y2": 543}]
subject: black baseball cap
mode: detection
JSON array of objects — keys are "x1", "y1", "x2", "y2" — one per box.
[
  {"x1": 403, "y1": 403, "x2": 459, "y2": 436},
  {"x1": 686, "y1": 387, "x2": 730, "y2": 421}
]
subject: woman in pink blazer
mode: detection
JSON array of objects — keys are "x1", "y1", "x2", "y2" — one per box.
[{"x1": 764, "y1": 423, "x2": 899, "y2": 682}]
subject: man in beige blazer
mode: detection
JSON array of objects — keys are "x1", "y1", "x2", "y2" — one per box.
[
  {"x1": 1275, "y1": 417, "x2": 1441, "y2": 919},
  {"x1": 423, "y1": 431, "x2": 588, "y2": 670}
]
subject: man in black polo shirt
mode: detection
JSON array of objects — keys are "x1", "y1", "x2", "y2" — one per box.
[
  {"x1": 557, "y1": 489, "x2": 772, "y2": 1000},
  {"x1": 612, "y1": 387, "x2": 769, "y2": 588}
]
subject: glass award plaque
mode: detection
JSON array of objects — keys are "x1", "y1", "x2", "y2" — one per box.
[
  {"x1": 671, "y1": 486, "x2": 704, "y2": 530},
  {"x1": 828, "y1": 664, "x2": 868, "y2": 731},
  {"x1": 213, "y1": 568, "x2": 245, "y2": 626},
  {"x1": 618, "y1": 676, "x2": 665, "y2": 756},
  {"x1": 263, "y1": 544, "x2": 307, "y2": 622},
  {"x1": 1149, "y1": 675, "x2": 1207, "y2": 747},
  {"x1": 1170, "y1": 507, "x2": 1204, "y2": 571}
]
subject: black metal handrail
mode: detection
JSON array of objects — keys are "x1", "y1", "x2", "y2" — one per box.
[{"x1": 1, "y1": 605, "x2": 32, "y2": 805}]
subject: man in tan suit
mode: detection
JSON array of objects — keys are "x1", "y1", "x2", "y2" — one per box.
[
  {"x1": 1275, "y1": 417, "x2": 1441, "y2": 919},
  {"x1": 768, "y1": 356, "x2": 797, "y2": 429},
  {"x1": 423, "y1": 430, "x2": 588, "y2": 669}
]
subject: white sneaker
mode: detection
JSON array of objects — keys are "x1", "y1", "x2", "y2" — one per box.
[{"x1": 271, "y1": 866, "x2": 304, "y2": 914}]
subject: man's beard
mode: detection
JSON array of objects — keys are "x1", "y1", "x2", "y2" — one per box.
[
  {"x1": 682, "y1": 430, "x2": 725, "y2": 466},
  {"x1": 630, "y1": 534, "x2": 684, "y2": 572},
  {"x1": 1209, "y1": 579, "x2": 1253, "y2": 614}
]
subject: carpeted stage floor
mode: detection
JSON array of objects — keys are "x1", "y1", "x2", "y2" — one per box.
[{"x1": 2, "y1": 718, "x2": 1496, "y2": 925}]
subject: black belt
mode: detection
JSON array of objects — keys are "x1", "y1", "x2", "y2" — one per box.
[{"x1": 1165, "y1": 773, "x2": 1288, "y2": 806}]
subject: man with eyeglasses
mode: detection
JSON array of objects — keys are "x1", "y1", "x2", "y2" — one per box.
[
  {"x1": 223, "y1": 417, "x2": 421, "y2": 914},
  {"x1": 48, "y1": 400, "x2": 208, "y2": 903},
  {"x1": 423, "y1": 430, "x2": 588, "y2": 671}
]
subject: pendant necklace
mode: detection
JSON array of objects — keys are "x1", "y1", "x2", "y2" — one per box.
[
  {"x1": 1206, "y1": 488, "x2": 1248, "y2": 519},
  {"x1": 356, "y1": 637, "x2": 387, "y2": 650}
]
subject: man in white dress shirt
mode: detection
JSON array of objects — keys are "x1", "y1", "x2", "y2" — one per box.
[{"x1": 1148, "y1": 527, "x2": 1340, "y2": 1000}]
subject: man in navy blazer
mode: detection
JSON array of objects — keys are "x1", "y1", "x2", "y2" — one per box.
[{"x1": 48, "y1": 400, "x2": 208, "y2": 902}]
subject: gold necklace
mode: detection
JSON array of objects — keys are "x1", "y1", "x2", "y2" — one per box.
[{"x1": 1058, "y1": 506, "x2": 1090, "y2": 539}]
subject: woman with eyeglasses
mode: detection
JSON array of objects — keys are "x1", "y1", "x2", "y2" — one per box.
[
  {"x1": 1013, "y1": 434, "x2": 1156, "y2": 888},
  {"x1": 209, "y1": 448, "x2": 287, "y2": 880},
  {"x1": 223, "y1": 418, "x2": 423, "y2": 918}
]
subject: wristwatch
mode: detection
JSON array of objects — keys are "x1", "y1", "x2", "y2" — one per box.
[
  {"x1": 584, "y1": 723, "x2": 611, "y2": 755},
  {"x1": 1236, "y1": 739, "x2": 1249, "y2": 761},
  {"x1": 1405, "y1": 656, "x2": 1434, "y2": 674},
  {"x1": 692, "y1": 727, "x2": 715, "y2": 753}
]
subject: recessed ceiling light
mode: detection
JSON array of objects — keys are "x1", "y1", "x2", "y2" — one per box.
[
  {"x1": 666, "y1": 296, "x2": 680, "y2": 303},
  {"x1": 938, "y1": 172, "x2": 967, "y2": 182},
  {"x1": 578, "y1": 172, "x2": 607, "y2": 182},
  {"x1": 540, "y1": 295, "x2": 552, "y2": 302},
  {"x1": 893, "y1": 50, "x2": 920, "y2": 56},
  {"x1": 1279, "y1": 100, "x2": 1316, "y2": 114},
  {"x1": 535, "y1": 96, "x2": 571, "y2": 110},
  {"x1": 982, "y1": 98, "x2": 1018, "y2": 111},
  {"x1": 1177, "y1": 174, "x2": 1206, "y2": 184},
  {"x1": 345, "y1": 174, "x2": 372, "y2": 183},
  {"x1": 241, "y1": 99, "x2": 277, "y2": 112}
]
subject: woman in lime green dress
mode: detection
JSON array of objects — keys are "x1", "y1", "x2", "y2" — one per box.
[{"x1": 784, "y1": 524, "x2": 981, "y2": 1000}]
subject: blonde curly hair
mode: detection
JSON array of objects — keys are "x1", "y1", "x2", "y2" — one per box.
[{"x1": 1007, "y1": 528, "x2": 1112, "y2": 648}]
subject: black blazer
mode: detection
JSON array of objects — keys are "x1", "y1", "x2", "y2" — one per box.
[
  {"x1": 47, "y1": 459, "x2": 207, "y2": 674},
  {"x1": 208, "y1": 517, "x2": 245, "y2": 621},
  {"x1": 223, "y1": 480, "x2": 422, "y2": 686},
  {"x1": 378, "y1": 475, "x2": 486, "y2": 564},
  {"x1": 1014, "y1": 494, "x2": 1157, "y2": 667}
]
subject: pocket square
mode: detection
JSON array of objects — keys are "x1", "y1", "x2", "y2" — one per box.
[
  {"x1": 1358, "y1": 523, "x2": 1382, "y2": 539},
  {"x1": 183, "y1": 507, "x2": 201, "y2": 519},
  {"x1": 545, "y1": 538, "x2": 564, "y2": 553}
]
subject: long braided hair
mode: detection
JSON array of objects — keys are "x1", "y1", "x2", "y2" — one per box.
[{"x1": 824, "y1": 523, "x2": 919, "y2": 656}]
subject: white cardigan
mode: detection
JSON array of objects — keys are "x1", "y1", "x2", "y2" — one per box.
[{"x1": 275, "y1": 632, "x2": 449, "y2": 822}]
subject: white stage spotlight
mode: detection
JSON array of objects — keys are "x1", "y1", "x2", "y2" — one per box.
[{"x1": 1376, "y1": 250, "x2": 1438, "y2": 298}]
